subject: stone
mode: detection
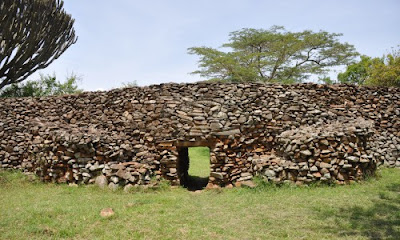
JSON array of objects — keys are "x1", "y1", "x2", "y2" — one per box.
[
  {"x1": 205, "y1": 182, "x2": 215, "y2": 189},
  {"x1": 108, "y1": 182, "x2": 119, "y2": 191},
  {"x1": 110, "y1": 176, "x2": 119, "y2": 184},
  {"x1": 342, "y1": 164, "x2": 353, "y2": 169},
  {"x1": 123, "y1": 184, "x2": 134, "y2": 193},
  {"x1": 265, "y1": 170, "x2": 276, "y2": 178},
  {"x1": 100, "y1": 208, "x2": 115, "y2": 218},
  {"x1": 210, "y1": 122, "x2": 223, "y2": 130},
  {"x1": 347, "y1": 156, "x2": 359, "y2": 162},
  {"x1": 320, "y1": 162, "x2": 332, "y2": 169},
  {"x1": 240, "y1": 180, "x2": 257, "y2": 188},
  {"x1": 82, "y1": 172, "x2": 91, "y2": 178},
  {"x1": 310, "y1": 165, "x2": 318, "y2": 172},
  {"x1": 320, "y1": 139, "x2": 329, "y2": 146},
  {"x1": 313, "y1": 172, "x2": 322, "y2": 178},
  {"x1": 337, "y1": 173, "x2": 345, "y2": 181},
  {"x1": 238, "y1": 116, "x2": 247, "y2": 124},
  {"x1": 210, "y1": 172, "x2": 224, "y2": 180},
  {"x1": 213, "y1": 129, "x2": 241, "y2": 136},
  {"x1": 300, "y1": 150, "x2": 312, "y2": 156},
  {"x1": 321, "y1": 150, "x2": 331, "y2": 154},
  {"x1": 287, "y1": 106, "x2": 300, "y2": 111},
  {"x1": 323, "y1": 173, "x2": 331, "y2": 179},
  {"x1": 113, "y1": 169, "x2": 126, "y2": 179}
]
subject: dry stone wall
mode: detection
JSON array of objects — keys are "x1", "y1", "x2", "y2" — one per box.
[
  {"x1": 254, "y1": 119, "x2": 376, "y2": 185},
  {"x1": 0, "y1": 83, "x2": 399, "y2": 188}
]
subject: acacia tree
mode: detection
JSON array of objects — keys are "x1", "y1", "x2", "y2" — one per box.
[
  {"x1": 0, "y1": 0, "x2": 77, "y2": 90},
  {"x1": 188, "y1": 26, "x2": 358, "y2": 83}
]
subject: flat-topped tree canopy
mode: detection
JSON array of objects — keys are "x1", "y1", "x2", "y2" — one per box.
[{"x1": 0, "y1": 0, "x2": 77, "y2": 90}]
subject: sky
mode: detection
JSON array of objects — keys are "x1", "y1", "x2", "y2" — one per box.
[{"x1": 31, "y1": 0, "x2": 400, "y2": 91}]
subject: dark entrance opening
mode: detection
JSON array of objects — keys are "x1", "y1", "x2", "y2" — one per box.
[{"x1": 177, "y1": 146, "x2": 210, "y2": 191}]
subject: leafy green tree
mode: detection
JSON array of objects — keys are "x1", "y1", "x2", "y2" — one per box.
[
  {"x1": 367, "y1": 49, "x2": 400, "y2": 87},
  {"x1": 338, "y1": 55, "x2": 382, "y2": 85},
  {"x1": 188, "y1": 26, "x2": 358, "y2": 83},
  {"x1": 0, "y1": 0, "x2": 77, "y2": 90},
  {"x1": 338, "y1": 48, "x2": 400, "y2": 87},
  {"x1": 0, "y1": 74, "x2": 82, "y2": 98},
  {"x1": 318, "y1": 76, "x2": 336, "y2": 85}
]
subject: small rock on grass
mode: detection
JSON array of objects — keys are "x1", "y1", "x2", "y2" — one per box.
[
  {"x1": 241, "y1": 180, "x2": 257, "y2": 188},
  {"x1": 190, "y1": 190, "x2": 203, "y2": 195},
  {"x1": 100, "y1": 208, "x2": 115, "y2": 218}
]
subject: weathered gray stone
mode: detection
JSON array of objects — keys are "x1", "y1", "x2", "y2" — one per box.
[
  {"x1": 347, "y1": 156, "x2": 359, "y2": 162},
  {"x1": 108, "y1": 182, "x2": 119, "y2": 191},
  {"x1": 210, "y1": 172, "x2": 224, "y2": 180},
  {"x1": 320, "y1": 162, "x2": 332, "y2": 169},
  {"x1": 300, "y1": 150, "x2": 312, "y2": 156},
  {"x1": 123, "y1": 184, "x2": 134, "y2": 193},
  {"x1": 265, "y1": 170, "x2": 276, "y2": 178},
  {"x1": 310, "y1": 165, "x2": 318, "y2": 172},
  {"x1": 213, "y1": 129, "x2": 241, "y2": 136},
  {"x1": 95, "y1": 175, "x2": 108, "y2": 189}
]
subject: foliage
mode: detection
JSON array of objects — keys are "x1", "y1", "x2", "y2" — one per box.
[
  {"x1": 121, "y1": 80, "x2": 138, "y2": 88},
  {"x1": 337, "y1": 55, "x2": 378, "y2": 85},
  {"x1": 367, "y1": 48, "x2": 400, "y2": 87},
  {"x1": 338, "y1": 48, "x2": 400, "y2": 87},
  {"x1": 188, "y1": 26, "x2": 358, "y2": 83},
  {"x1": 0, "y1": 73, "x2": 82, "y2": 98},
  {"x1": 0, "y1": 0, "x2": 77, "y2": 90},
  {"x1": 318, "y1": 76, "x2": 336, "y2": 85}
]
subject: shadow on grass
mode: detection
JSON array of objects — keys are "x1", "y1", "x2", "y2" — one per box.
[
  {"x1": 183, "y1": 175, "x2": 209, "y2": 191},
  {"x1": 315, "y1": 183, "x2": 400, "y2": 239}
]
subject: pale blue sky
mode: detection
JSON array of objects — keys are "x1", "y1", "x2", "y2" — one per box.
[{"x1": 32, "y1": 0, "x2": 400, "y2": 90}]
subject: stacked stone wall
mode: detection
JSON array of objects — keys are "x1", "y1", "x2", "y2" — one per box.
[{"x1": 0, "y1": 83, "x2": 399, "y2": 187}]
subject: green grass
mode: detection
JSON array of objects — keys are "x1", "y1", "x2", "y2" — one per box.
[
  {"x1": 188, "y1": 147, "x2": 210, "y2": 177},
  {"x1": 0, "y1": 168, "x2": 399, "y2": 239}
]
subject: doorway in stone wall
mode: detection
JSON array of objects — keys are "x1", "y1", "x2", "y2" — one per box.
[{"x1": 177, "y1": 145, "x2": 210, "y2": 191}]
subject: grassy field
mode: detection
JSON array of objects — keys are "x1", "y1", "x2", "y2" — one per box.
[
  {"x1": 188, "y1": 147, "x2": 210, "y2": 177},
  {"x1": 0, "y1": 147, "x2": 399, "y2": 239}
]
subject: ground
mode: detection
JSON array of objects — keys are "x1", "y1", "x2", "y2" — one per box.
[
  {"x1": 188, "y1": 146, "x2": 210, "y2": 178},
  {"x1": 0, "y1": 148, "x2": 399, "y2": 239}
]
